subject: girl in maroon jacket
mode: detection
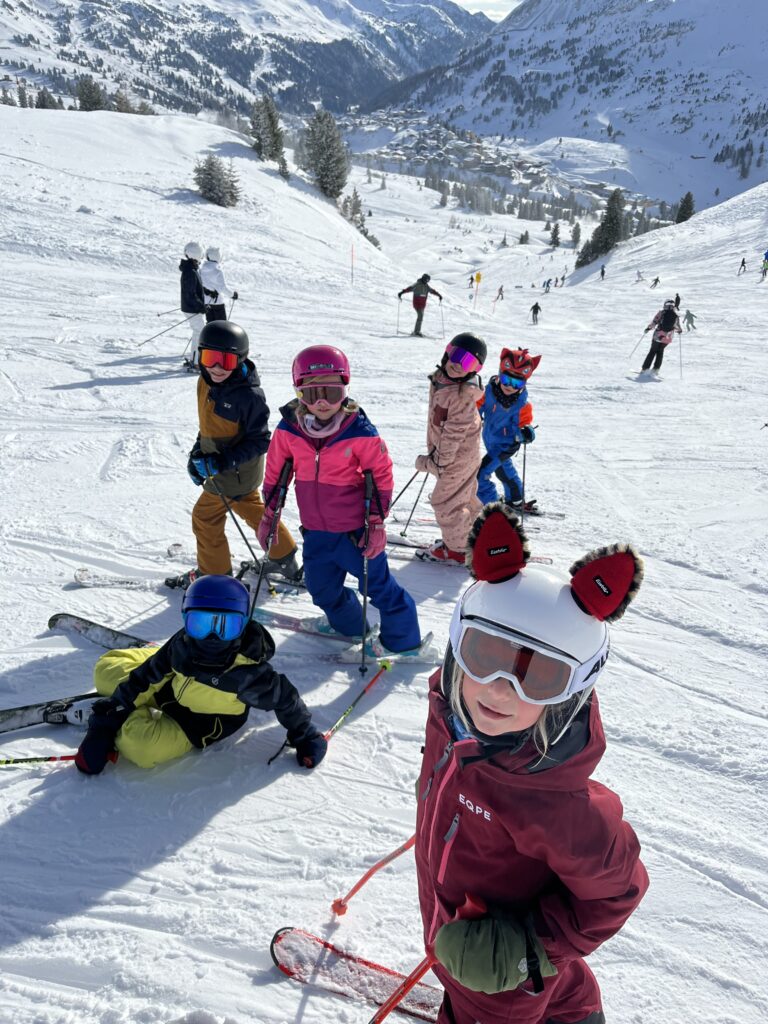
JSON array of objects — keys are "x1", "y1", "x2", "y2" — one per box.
[{"x1": 416, "y1": 503, "x2": 648, "y2": 1024}]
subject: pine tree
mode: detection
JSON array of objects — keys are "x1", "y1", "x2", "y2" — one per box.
[
  {"x1": 571, "y1": 222, "x2": 581, "y2": 248},
  {"x1": 113, "y1": 90, "x2": 134, "y2": 114},
  {"x1": 35, "y1": 87, "x2": 59, "y2": 109},
  {"x1": 1, "y1": 89, "x2": 17, "y2": 106},
  {"x1": 77, "y1": 76, "x2": 107, "y2": 111},
  {"x1": 17, "y1": 85, "x2": 28, "y2": 108},
  {"x1": 500, "y1": 231, "x2": 508, "y2": 247},
  {"x1": 251, "y1": 94, "x2": 285, "y2": 164},
  {"x1": 676, "y1": 191, "x2": 695, "y2": 223},
  {"x1": 193, "y1": 154, "x2": 239, "y2": 207},
  {"x1": 550, "y1": 222, "x2": 560, "y2": 247},
  {"x1": 576, "y1": 189, "x2": 625, "y2": 268},
  {"x1": 278, "y1": 154, "x2": 290, "y2": 180},
  {"x1": 305, "y1": 110, "x2": 348, "y2": 199},
  {"x1": 224, "y1": 159, "x2": 241, "y2": 207}
]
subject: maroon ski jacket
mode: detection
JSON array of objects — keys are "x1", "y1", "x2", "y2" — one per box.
[{"x1": 415, "y1": 667, "x2": 648, "y2": 1024}]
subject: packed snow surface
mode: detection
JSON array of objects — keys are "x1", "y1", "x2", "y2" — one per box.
[{"x1": 0, "y1": 108, "x2": 767, "y2": 1024}]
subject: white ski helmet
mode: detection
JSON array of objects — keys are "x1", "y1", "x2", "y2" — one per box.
[
  {"x1": 449, "y1": 503, "x2": 643, "y2": 704},
  {"x1": 184, "y1": 241, "x2": 203, "y2": 260},
  {"x1": 206, "y1": 246, "x2": 221, "y2": 262}
]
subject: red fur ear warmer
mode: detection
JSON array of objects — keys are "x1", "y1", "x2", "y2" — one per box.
[
  {"x1": 466, "y1": 502, "x2": 530, "y2": 583},
  {"x1": 569, "y1": 544, "x2": 644, "y2": 621}
]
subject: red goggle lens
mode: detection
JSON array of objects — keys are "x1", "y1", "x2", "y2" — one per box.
[{"x1": 200, "y1": 349, "x2": 239, "y2": 370}]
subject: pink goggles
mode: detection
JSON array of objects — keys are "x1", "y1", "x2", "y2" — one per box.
[{"x1": 445, "y1": 344, "x2": 482, "y2": 373}]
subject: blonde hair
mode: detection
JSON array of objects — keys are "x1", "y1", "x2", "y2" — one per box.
[{"x1": 446, "y1": 657, "x2": 584, "y2": 758}]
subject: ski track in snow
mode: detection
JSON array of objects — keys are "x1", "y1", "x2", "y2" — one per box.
[{"x1": 0, "y1": 107, "x2": 767, "y2": 1023}]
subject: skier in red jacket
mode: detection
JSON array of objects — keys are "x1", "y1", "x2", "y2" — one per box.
[{"x1": 415, "y1": 503, "x2": 648, "y2": 1024}]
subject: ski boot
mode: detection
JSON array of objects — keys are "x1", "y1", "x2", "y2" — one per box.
[
  {"x1": 165, "y1": 567, "x2": 205, "y2": 590},
  {"x1": 259, "y1": 548, "x2": 304, "y2": 583},
  {"x1": 415, "y1": 540, "x2": 465, "y2": 565}
]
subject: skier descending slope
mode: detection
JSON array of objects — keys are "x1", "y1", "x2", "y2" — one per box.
[
  {"x1": 477, "y1": 348, "x2": 540, "y2": 510},
  {"x1": 415, "y1": 503, "x2": 649, "y2": 1024},
  {"x1": 74, "y1": 576, "x2": 326, "y2": 773},
  {"x1": 177, "y1": 320, "x2": 302, "y2": 588},
  {"x1": 257, "y1": 345, "x2": 422, "y2": 656},
  {"x1": 398, "y1": 274, "x2": 443, "y2": 337},
  {"x1": 414, "y1": 333, "x2": 486, "y2": 565},
  {"x1": 641, "y1": 299, "x2": 682, "y2": 375}
]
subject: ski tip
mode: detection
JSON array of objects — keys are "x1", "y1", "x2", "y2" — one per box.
[{"x1": 270, "y1": 927, "x2": 296, "y2": 972}]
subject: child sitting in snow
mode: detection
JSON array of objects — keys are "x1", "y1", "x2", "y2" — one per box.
[
  {"x1": 477, "y1": 348, "x2": 539, "y2": 510},
  {"x1": 75, "y1": 576, "x2": 326, "y2": 774}
]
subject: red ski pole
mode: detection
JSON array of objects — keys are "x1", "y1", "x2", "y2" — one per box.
[
  {"x1": 324, "y1": 660, "x2": 392, "y2": 741},
  {"x1": 331, "y1": 834, "x2": 415, "y2": 916},
  {"x1": 0, "y1": 751, "x2": 117, "y2": 768},
  {"x1": 365, "y1": 893, "x2": 486, "y2": 1024}
]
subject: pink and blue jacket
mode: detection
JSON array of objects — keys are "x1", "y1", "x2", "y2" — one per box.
[{"x1": 262, "y1": 401, "x2": 393, "y2": 533}]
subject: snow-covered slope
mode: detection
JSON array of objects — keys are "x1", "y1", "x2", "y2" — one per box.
[
  {"x1": 0, "y1": 0, "x2": 490, "y2": 115},
  {"x1": 371, "y1": 0, "x2": 768, "y2": 203},
  {"x1": 1, "y1": 107, "x2": 767, "y2": 1024}
]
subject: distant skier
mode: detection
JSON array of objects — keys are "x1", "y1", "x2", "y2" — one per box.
[
  {"x1": 494, "y1": 285, "x2": 504, "y2": 302},
  {"x1": 683, "y1": 309, "x2": 697, "y2": 331},
  {"x1": 674, "y1": 292, "x2": 681, "y2": 310},
  {"x1": 200, "y1": 246, "x2": 238, "y2": 323},
  {"x1": 635, "y1": 270, "x2": 644, "y2": 283},
  {"x1": 468, "y1": 274, "x2": 475, "y2": 289},
  {"x1": 398, "y1": 274, "x2": 442, "y2": 337},
  {"x1": 650, "y1": 276, "x2": 661, "y2": 289},
  {"x1": 762, "y1": 259, "x2": 768, "y2": 280},
  {"x1": 738, "y1": 257, "x2": 747, "y2": 275},
  {"x1": 641, "y1": 299, "x2": 682, "y2": 374},
  {"x1": 74, "y1": 575, "x2": 327, "y2": 774},
  {"x1": 179, "y1": 241, "x2": 206, "y2": 369},
  {"x1": 530, "y1": 302, "x2": 542, "y2": 324},
  {"x1": 544, "y1": 279, "x2": 551, "y2": 292},
  {"x1": 600, "y1": 264, "x2": 606, "y2": 280}
]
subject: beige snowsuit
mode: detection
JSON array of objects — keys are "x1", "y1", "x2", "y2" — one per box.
[{"x1": 421, "y1": 369, "x2": 483, "y2": 552}]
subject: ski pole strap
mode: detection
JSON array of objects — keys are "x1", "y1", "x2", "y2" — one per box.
[
  {"x1": 524, "y1": 915, "x2": 545, "y2": 994},
  {"x1": 267, "y1": 738, "x2": 289, "y2": 766}
]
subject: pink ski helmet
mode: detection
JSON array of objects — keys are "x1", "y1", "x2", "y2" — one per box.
[{"x1": 292, "y1": 345, "x2": 351, "y2": 387}]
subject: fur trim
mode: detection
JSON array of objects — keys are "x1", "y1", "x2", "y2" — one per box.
[
  {"x1": 466, "y1": 502, "x2": 530, "y2": 583},
  {"x1": 569, "y1": 543, "x2": 644, "y2": 622}
]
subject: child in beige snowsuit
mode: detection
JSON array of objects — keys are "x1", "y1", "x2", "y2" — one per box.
[{"x1": 414, "y1": 333, "x2": 486, "y2": 564}]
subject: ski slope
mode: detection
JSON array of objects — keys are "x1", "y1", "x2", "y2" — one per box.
[{"x1": 0, "y1": 107, "x2": 767, "y2": 1024}]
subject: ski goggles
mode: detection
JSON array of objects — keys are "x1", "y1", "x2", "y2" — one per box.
[
  {"x1": 499, "y1": 373, "x2": 526, "y2": 389},
  {"x1": 297, "y1": 384, "x2": 346, "y2": 405},
  {"x1": 445, "y1": 344, "x2": 483, "y2": 373},
  {"x1": 183, "y1": 609, "x2": 247, "y2": 642},
  {"x1": 451, "y1": 617, "x2": 608, "y2": 705},
  {"x1": 199, "y1": 349, "x2": 239, "y2": 371}
]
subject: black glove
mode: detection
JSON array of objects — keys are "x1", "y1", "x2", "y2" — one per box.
[
  {"x1": 644, "y1": 327, "x2": 650, "y2": 333},
  {"x1": 520, "y1": 426, "x2": 536, "y2": 444},
  {"x1": 232, "y1": 291, "x2": 239, "y2": 301},
  {"x1": 294, "y1": 731, "x2": 327, "y2": 769},
  {"x1": 75, "y1": 699, "x2": 131, "y2": 775}
]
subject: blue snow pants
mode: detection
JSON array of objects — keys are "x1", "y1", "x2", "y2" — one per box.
[
  {"x1": 476, "y1": 451, "x2": 524, "y2": 505},
  {"x1": 302, "y1": 529, "x2": 420, "y2": 653}
]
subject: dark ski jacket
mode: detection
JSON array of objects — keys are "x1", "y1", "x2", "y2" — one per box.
[
  {"x1": 110, "y1": 622, "x2": 316, "y2": 749},
  {"x1": 415, "y1": 666, "x2": 648, "y2": 1024},
  {"x1": 193, "y1": 359, "x2": 272, "y2": 498},
  {"x1": 402, "y1": 280, "x2": 442, "y2": 310},
  {"x1": 179, "y1": 257, "x2": 205, "y2": 314}
]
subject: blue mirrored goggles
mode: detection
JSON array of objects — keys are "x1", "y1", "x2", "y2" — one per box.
[
  {"x1": 183, "y1": 609, "x2": 247, "y2": 642},
  {"x1": 499, "y1": 373, "x2": 526, "y2": 388}
]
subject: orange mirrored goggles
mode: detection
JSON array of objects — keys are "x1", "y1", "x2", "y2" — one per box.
[{"x1": 200, "y1": 349, "x2": 239, "y2": 370}]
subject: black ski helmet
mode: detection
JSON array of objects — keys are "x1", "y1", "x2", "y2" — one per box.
[
  {"x1": 421, "y1": 273, "x2": 431, "y2": 283},
  {"x1": 444, "y1": 331, "x2": 487, "y2": 367},
  {"x1": 198, "y1": 320, "x2": 249, "y2": 360}
]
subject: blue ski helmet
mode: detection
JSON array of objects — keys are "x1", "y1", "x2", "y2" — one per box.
[{"x1": 182, "y1": 575, "x2": 250, "y2": 617}]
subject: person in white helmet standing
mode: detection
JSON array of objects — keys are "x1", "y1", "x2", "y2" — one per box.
[
  {"x1": 179, "y1": 241, "x2": 206, "y2": 370},
  {"x1": 201, "y1": 246, "x2": 238, "y2": 323}
]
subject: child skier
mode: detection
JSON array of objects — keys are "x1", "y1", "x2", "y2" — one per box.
[
  {"x1": 641, "y1": 299, "x2": 682, "y2": 374},
  {"x1": 398, "y1": 274, "x2": 443, "y2": 337},
  {"x1": 174, "y1": 320, "x2": 302, "y2": 587},
  {"x1": 414, "y1": 333, "x2": 486, "y2": 565},
  {"x1": 416, "y1": 503, "x2": 648, "y2": 1024},
  {"x1": 257, "y1": 345, "x2": 421, "y2": 655},
  {"x1": 179, "y1": 241, "x2": 206, "y2": 369},
  {"x1": 75, "y1": 575, "x2": 327, "y2": 773},
  {"x1": 477, "y1": 348, "x2": 540, "y2": 511},
  {"x1": 200, "y1": 246, "x2": 238, "y2": 322},
  {"x1": 683, "y1": 309, "x2": 697, "y2": 331}
]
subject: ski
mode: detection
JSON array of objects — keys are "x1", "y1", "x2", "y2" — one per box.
[
  {"x1": 334, "y1": 630, "x2": 439, "y2": 666},
  {"x1": 270, "y1": 927, "x2": 440, "y2": 1022},
  {"x1": 73, "y1": 566, "x2": 294, "y2": 595},
  {"x1": 250, "y1": 607, "x2": 376, "y2": 646},
  {"x1": 0, "y1": 692, "x2": 97, "y2": 735},
  {"x1": 48, "y1": 613, "x2": 154, "y2": 651},
  {"x1": 386, "y1": 535, "x2": 553, "y2": 566}
]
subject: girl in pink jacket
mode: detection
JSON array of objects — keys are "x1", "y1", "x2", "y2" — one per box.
[
  {"x1": 258, "y1": 345, "x2": 421, "y2": 654},
  {"x1": 416, "y1": 503, "x2": 648, "y2": 1024},
  {"x1": 415, "y1": 332, "x2": 487, "y2": 564}
]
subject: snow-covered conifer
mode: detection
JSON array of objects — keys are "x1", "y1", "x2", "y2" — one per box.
[{"x1": 305, "y1": 110, "x2": 348, "y2": 199}]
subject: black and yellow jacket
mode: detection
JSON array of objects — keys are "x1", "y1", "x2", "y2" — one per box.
[
  {"x1": 97, "y1": 622, "x2": 315, "y2": 749},
  {"x1": 194, "y1": 359, "x2": 271, "y2": 498}
]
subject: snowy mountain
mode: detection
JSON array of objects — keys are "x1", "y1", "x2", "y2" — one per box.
[
  {"x1": 0, "y1": 0, "x2": 490, "y2": 115},
  {"x1": 368, "y1": 0, "x2": 768, "y2": 203},
  {"x1": 1, "y1": 105, "x2": 768, "y2": 1024}
]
